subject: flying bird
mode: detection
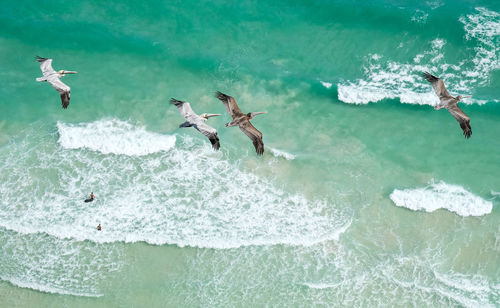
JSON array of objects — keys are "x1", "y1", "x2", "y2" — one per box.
[
  {"x1": 215, "y1": 91, "x2": 266, "y2": 155},
  {"x1": 170, "y1": 98, "x2": 221, "y2": 150},
  {"x1": 35, "y1": 56, "x2": 77, "y2": 109},
  {"x1": 422, "y1": 72, "x2": 472, "y2": 138}
]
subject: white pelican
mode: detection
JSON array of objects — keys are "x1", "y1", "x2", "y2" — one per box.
[
  {"x1": 36, "y1": 56, "x2": 77, "y2": 109},
  {"x1": 171, "y1": 98, "x2": 221, "y2": 150}
]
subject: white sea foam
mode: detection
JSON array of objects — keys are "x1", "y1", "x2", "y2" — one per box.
[
  {"x1": 302, "y1": 282, "x2": 341, "y2": 289},
  {"x1": 377, "y1": 255, "x2": 498, "y2": 307},
  {"x1": 320, "y1": 81, "x2": 332, "y2": 89},
  {"x1": 57, "y1": 119, "x2": 176, "y2": 156},
  {"x1": 432, "y1": 272, "x2": 497, "y2": 308},
  {"x1": 390, "y1": 181, "x2": 492, "y2": 216},
  {"x1": 1, "y1": 276, "x2": 102, "y2": 297},
  {"x1": 337, "y1": 8, "x2": 500, "y2": 105},
  {"x1": 411, "y1": 10, "x2": 428, "y2": 23},
  {"x1": 0, "y1": 229, "x2": 120, "y2": 297},
  {"x1": 270, "y1": 148, "x2": 296, "y2": 160},
  {"x1": 0, "y1": 120, "x2": 349, "y2": 249},
  {"x1": 459, "y1": 8, "x2": 500, "y2": 89}
]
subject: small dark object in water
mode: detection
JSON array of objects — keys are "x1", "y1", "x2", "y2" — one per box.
[{"x1": 97, "y1": 224, "x2": 101, "y2": 231}]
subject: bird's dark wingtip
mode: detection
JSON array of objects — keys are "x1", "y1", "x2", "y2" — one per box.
[
  {"x1": 35, "y1": 56, "x2": 48, "y2": 62},
  {"x1": 170, "y1": 98, "x2": 184, "y2": 105},
  {"x1": 210, "y1": 135, "x2": 221, "y2": 150},
  {"x1": 215, "y1": 91, "x2": 229, "y2": 101},
  {"x1": 422, "y1": 72, "x2": 438, "y2": 82}
]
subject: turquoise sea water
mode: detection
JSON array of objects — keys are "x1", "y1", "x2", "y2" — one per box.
[{"x1": 0, "y1": 0, "x2": 499, "y2": 306}]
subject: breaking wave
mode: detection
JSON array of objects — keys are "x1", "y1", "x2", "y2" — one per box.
[
  {"x1": 389, "y1": 181, "x2": 492, "y2": 216},
  {"x1": 57, "y1": 119, "x2": 176, "y2": 156},
  {"x1": 337, "y1": 8, "x2": 500, "y2": 105},
  {"x1": 270, "y1": 148, "x2": 296, "y2": 160},
  {"x1": 0, "y1": 119, "x2": 349, "y2": 249}
]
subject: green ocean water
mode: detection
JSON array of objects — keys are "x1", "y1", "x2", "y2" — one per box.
[{"x1": 0, "y1": 0, "x2": 499, "y2": 306}]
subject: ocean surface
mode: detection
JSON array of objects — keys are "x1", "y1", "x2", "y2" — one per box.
[{"x1": 0, "y1": 0, "x2": 499, "y2": 306}]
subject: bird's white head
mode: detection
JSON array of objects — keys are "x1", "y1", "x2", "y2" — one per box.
[
  {"x1": 247, "y1": 112, "x2": 267, "y2": 120},
  {"x1": 58, "y1": 70, "x2": 78, "y2": 76},
  {"x1": 456, "y1": 95, "x2": 471, "y2": 101},
  {"x1": 202, "y1": 113, "x2": 221, "y2": 119}
]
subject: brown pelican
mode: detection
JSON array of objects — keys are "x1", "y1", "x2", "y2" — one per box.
[
  {"x1": 423, "y1": 72, "x2": 472, "y2": 138},
  {"x1": 215, "y1": 91, "x2": 266, "y2": 155},
  {"x1": 170, "y1": 98, "x2": 221, "y2": 150},
  {"x1": 35, "y1": 56, "x2": 77, "y2": 109}
]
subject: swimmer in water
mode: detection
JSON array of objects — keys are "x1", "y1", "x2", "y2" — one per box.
[
  {"x1": 97, "y1": 224, "x2": 101, "y2": 231},
  {"x1": 84, "y1": 192, "x2": 95, "y2": 203}
]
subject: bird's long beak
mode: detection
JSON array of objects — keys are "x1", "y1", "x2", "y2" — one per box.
[
  {"x1": 64, "y1": 71, "x2": 78, "y2": 74},
  {"x1": 205, "y1": 114, "x2": 221, "y2": 118},
  {"x1": 254, "y1": 112, "x2": 267, "y2": 115},
  {"x1": 462, "y1": 95, "x2": 471, "y2": 98}
]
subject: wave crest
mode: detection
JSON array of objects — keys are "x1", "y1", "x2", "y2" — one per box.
[
  {"x1": 390, "y1": 181, "x2": 492, "y2": 216},
  {"x1": 57, "y1": 119, "x2": 176, "y2": 156},
  {"x1": 337, "y1": 8, "x2": 500, "y2": 105},
  {"x1": 0, "y1": 120, "x2": 349, "y2": 249},
  {"x1": 270, "y1": 148, "x2": 296, "y2": 160}
]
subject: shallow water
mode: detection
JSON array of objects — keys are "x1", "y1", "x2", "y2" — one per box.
[{"x1": 0, "y1": 0, "x2": 499, "y2": 306}]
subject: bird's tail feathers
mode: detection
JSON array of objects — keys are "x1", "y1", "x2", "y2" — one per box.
[{"x1": 210, "y1": 134, "x2": 220, "y2": 150}]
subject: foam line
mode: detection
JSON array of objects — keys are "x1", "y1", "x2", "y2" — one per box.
[{"x1": 0, "y1": 229, "x2": 120, "y2": 297}]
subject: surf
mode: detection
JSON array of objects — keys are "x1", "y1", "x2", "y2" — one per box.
[
  {"x1": 336, "y1": 8, "x2": 500, "y2": 106},
  {"x1": 389, "y1": 181, "x2": 492, "y2": 216},
  {"x1": 0, "y1": 120, "x2": 350, "y2": 249}
]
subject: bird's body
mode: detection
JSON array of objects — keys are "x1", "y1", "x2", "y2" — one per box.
[
  {"x1": 422, "y1": 72, "x2": 472, "y2": 138},
  {"x1": 35, "y1": 56, "x2": 77, "y2": 109},
  {"x1": 216, "y1": 91, "x2": 266, "y2": 155},
  {"x1": 170, "y1": 98, "x2": 221, "y2": 150}
]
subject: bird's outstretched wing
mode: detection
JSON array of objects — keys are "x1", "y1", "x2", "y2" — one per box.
[
  {"x1": 195, "y1": 122, "x2": 220, "y2": 150},
  {"x1": 170, "y1": 98, "x2": 197, "y2": 120},
  {"x1": 171, "y1": 98, "x2": 220, "y2": 150},
  {"x1": 239, "y1": 121, "x2": 264, "y2": 155},
  {"x1": 36, "y1": 56, "x2": 56, "y2": 76},
  {"x1": 48, "y1": 78, "x2": 71, "y2": 109},
  {"x1": 215, "y1": 91, "x2": 244, "y2": 119},
  {"x1": 447, "y1": 103, "x2": 472, "y2": 138},
  {"x1": 422, "y1": 72, "x2": 452, "y2": 100}
]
